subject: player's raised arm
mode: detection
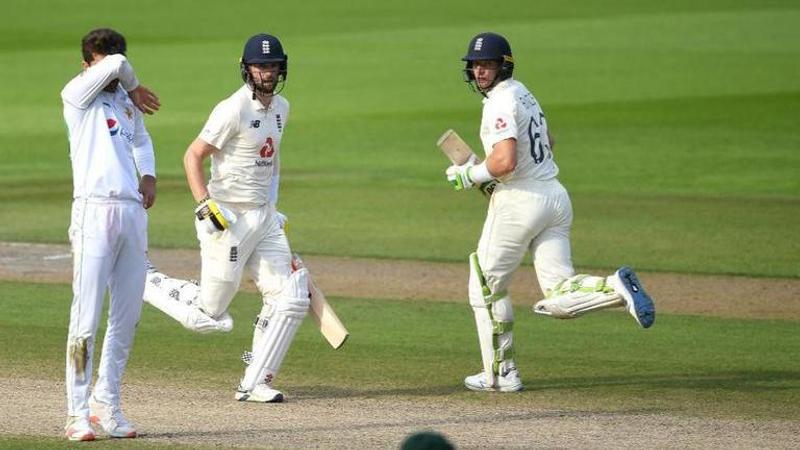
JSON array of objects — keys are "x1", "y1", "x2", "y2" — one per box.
[{"x1": 61, "y1": 54, "x2": 138, "y2": 109}]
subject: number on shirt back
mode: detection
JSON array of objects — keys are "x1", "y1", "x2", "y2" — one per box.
[{"x1": 528, "y1": 113, "x2": 548, "y2": 164}]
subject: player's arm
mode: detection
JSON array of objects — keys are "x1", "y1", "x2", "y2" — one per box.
[
  {"x1": 446, "y1": 138, "x2": 516, "y2": 191},
  {"x1": 485, "y1": 138, "x2": 517, "y2": 178},
  {"x1": 189, "y1": 102, "x2": 237, "y2": 199},
  {"x1": 183, "y1": 138, "x2": 218, "y2": 202},
  {"x1": 186, "y1": 101, "x2": 239, "y2": 233},
  {"x1": 133, "y1": 113, "x2": 157, "y2": 209},
  {"x1": 447, "y1": 98, "x2": 520, "y2": 190},
  {"x1": 482, "y1": 99, "x2": 519, "y2": 178},
  {"x1": 271, "y1": 100, "x2": 288, "y2": 207},
  {"x1": 268, "y1": 154, "x2": 289, "y2": 229},
  {"x1": 184, "y1": 138, "x2": 235, "y2": 233},
  {"x1": 61, "y1": 54, "x2": 139, "y2": 109},
  {"x1": 269, "y1": 153, "x2": 280, "y2": 206}
]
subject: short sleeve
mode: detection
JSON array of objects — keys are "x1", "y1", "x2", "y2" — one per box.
[
  {"x1": 198, "y1": 101, "x2": 238, "y2": 150},
  {"x1": 482, "y1": 94, "x2": 518, "y2": 148}
]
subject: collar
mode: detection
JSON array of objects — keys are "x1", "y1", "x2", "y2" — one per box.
[
  {"x1": 482, "y1": 78, "x2": 513, "y2": 104},
  {"x1": 242, "y1": 84, "x2": 274, "y2": 112}
]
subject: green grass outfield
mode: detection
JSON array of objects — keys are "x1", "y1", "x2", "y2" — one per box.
[
  {"x1": 0, "y1": 0, "x2": 798, "y2": 277},
  {"x1": 2, "y1": 281, "x2": 799, "y2": 424},
  {"x1": 0, "y1": 435, "x2": 200, "y2": 450},
  {"x1": 0, "y1": 1, "x2": 798, "y2": 444}
]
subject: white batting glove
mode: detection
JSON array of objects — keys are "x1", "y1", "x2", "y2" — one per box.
[
  {"x1": 445, "y1": 155, "x2": 478, "y2": 191},
  {"x1": 194, "y1": 197, "x2": 236, "y2": 235}
]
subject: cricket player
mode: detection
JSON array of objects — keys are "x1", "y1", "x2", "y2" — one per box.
[
  {"x1": 446, "y1": 32, "x2": 656, "y2": 392},
  {"x1": 62, "y1": 28, "x2": 160, "y2": 440},
  {"x1": 143, "y1": 33, "x2": 306, "y2": 403}
]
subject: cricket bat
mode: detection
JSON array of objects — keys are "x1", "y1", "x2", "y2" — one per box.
[
  {"x1": 292, "y1": 253, "x2": 349, "y2": 349},
  {"x1": 436, "y1": 129, "x2": 496, "y2": 198}
]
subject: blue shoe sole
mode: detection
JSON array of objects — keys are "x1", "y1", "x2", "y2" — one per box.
[{"x1": 618, "y1": 267, "x2": 655, "y2": 328}]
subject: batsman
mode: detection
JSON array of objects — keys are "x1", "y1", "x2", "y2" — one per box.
[
  {"x1": 143, "y1": 33, "x2": 306, "y2": 403},
  {"x1": 446, "y1": 32, "x2": 656, "y2": 392}
]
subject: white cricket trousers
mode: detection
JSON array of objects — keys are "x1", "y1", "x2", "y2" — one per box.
[
  {"x1": 66, "y1": 199, "x2": 147, "y2": 418},
  {"x1": 196, "y1": 202, "x2": 291, "y2": 318},
  {"x1": 474, "y1": 178, "x2": 576, "y2": 300}
]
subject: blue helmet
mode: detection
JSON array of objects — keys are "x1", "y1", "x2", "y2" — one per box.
[
  {"x1": 240, "y1": 33, "x2": 288, "y2": 93},
  {"x1": 462, "y1": 32, "x2": 514, "y2": 91}
]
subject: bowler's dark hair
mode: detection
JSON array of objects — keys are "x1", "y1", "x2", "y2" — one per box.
[{"x1": 81, "y1": 28, "x2": 126, "y2": 63}]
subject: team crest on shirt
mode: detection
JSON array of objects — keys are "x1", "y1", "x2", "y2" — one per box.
[
  {"x1": 260, "y1": 137, "x2": 275, "y2": 158},
  {"x1": 494, "y1": 117, "x2": 507, "y2": 130},
  {"x1": 124, "y1": 107, "x2": 134, "y2": 120},
  {"x1": 256, "y1": 136, "x2": 275, "y2": 167},
  {"x1": 107, "y1": 118, "x2": 120, "y2": 136}
]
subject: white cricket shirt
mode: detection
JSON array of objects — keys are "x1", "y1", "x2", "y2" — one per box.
[
  {"x1": 480, "y1": 78, "x2": 558, "y2": 184},
  {"x1": 61, "y1": 54, "x2": 155, "y2": 202},
  {"x1": 199, "y1": 85, "x2": 289, "y2": 207}
]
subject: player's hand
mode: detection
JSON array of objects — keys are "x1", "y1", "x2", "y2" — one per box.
[
  {"x1": 139, "y1": 175, "x2": 157, "y2": 209},
  {"x1": 194, "y1": 197, "x2": 236, "y2": 235},
  {"x1": 445, "y1": 155, "x2": 478, "y2": 191},
  {"x1": 129, "y1": 85, "x2": 161, "y2": 115}
]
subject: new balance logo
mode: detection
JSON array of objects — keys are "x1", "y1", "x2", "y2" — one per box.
[
  {"x1": 230, "y1": 246, "x2": 238, "y2": 262},
  {"x1": 250, "y1": 120, "x2": 261, "y2": 128}
]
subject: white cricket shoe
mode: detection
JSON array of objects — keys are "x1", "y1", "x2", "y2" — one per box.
[
  {"x1": 610, "y1": 266, "x2": 655, "y2": 329},
  {"x1": 65, "y1": 416, "x2": 96, "y2": 441},
  {"x1": 236, "y1": 383, "x2": 284, "y2": 403},
  {"x1": 464, "y1": 368, "x2": 523, "y2": 392},
  {"x1": 89, "y1": 397, "x2": 137, "y2": 438}
]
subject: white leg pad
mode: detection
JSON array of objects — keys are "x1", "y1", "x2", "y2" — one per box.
[
  {"x1": 468, "y1": 253, "x2": 516, "y2": 387},
  {"x1": 240, "y1": 268, "x2": 310, "y2": 391},
  {"x1": 533, "y1": 274, "x2": 624, "y2": 318},
  {"x1": 470, "y1": 307, "x2": 496, "y2": 386},
  {"x1": 144, "y1": 270, "x2": 233, "y2": 333},
  {"x1": 251, "y1": 301, "x2": 272, "y2": 352}
]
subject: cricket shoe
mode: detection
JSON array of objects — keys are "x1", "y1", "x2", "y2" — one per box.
[
  {"x1": 65, "y1": 416, "x2": 96, "y2": 441},
  {"x1": 464, "y1": 369, "x2": 523, "y2": 392},
  {"x1": 611, "y1": 266, "x2": 655, "y2": 329},
  {"x1": 236, "y1": 383, "x2": 284, "y2": 403},
  {"x1": 89, "y1": 397, "x2": 137, "y2": 438}
]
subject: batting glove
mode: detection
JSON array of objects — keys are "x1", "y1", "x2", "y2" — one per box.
[
  {"x1": 195, "y1": 197, "x2": 236, "y2": 235},
  {"x1": 445, "y1": 155, "x2": 478, "y2": 191}
]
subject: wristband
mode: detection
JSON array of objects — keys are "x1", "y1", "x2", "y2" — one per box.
[
  {"x1": 196, "y1": 195, "x2": 210, "y2": 208},
  {"x1": 467, "y1": 162, "x2": 493, "y2": 185}
]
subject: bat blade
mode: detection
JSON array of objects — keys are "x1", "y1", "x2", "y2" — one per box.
[
  {"x1": 292, "y1": 253, "x2": 349, "y2": 349},
  {"x1": 436, "y1": 129, "x2": 475, "y2": 165},
  {"x1": 437, "y1": 129, "x2": 497, "y2": 198},
  {"x1": 308, "y1": 277, "x2": 349, "y2": 349}
]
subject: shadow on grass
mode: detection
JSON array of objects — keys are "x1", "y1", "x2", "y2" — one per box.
[
  {"x1": 526, "y1": 370, "x2": 800, "y2": 393},
  {"x1": 288, "y1": 370, "x2": 800, "y2": 400}
]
